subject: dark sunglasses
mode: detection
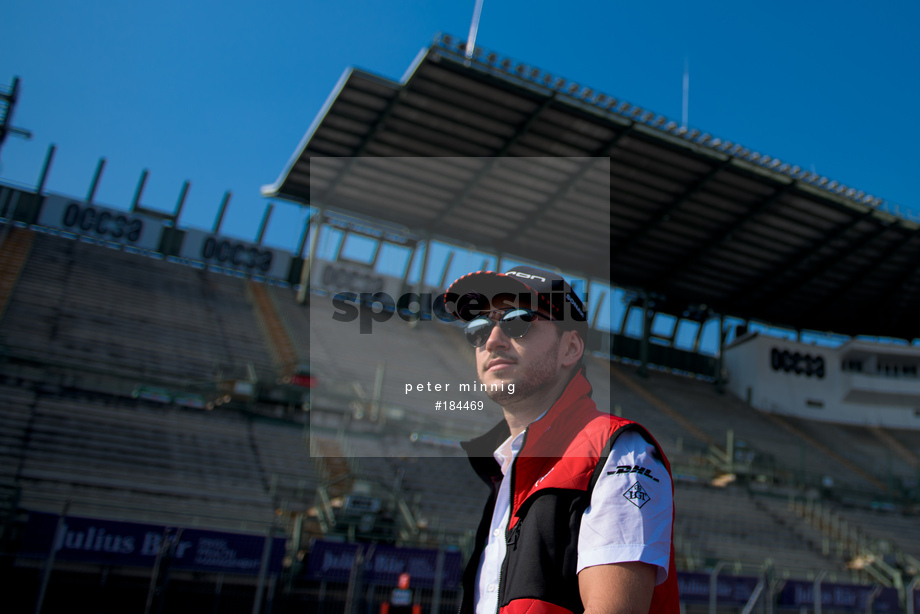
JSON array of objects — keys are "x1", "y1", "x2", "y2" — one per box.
[{"x1": 464, "y1": 308, "x2": 553, "y2": 348}]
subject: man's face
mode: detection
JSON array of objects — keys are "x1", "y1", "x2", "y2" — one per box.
[{"x1": 474, "y1": 309, "x2": 566, "y2": 406}]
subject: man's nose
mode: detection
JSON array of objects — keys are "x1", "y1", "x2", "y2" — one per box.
[{"x1": 483, "y1": 322, "x2": 510, "y2": 352}]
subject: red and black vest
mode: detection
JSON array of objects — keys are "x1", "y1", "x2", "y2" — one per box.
[{"x1": 460, "y1": 372, "x2": 680, "y2": 614}]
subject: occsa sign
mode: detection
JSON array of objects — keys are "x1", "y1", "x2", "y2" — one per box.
[
  {"x1": 37, "y1": 195, "x2": 162, "y2": 250},
  {"x1": 770, "y1": 348, "x2": 825, "y2": 378}
]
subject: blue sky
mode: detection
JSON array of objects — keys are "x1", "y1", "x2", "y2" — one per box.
[{"x1": 2, "y1": 0, "x2": 919, "y2": 256}]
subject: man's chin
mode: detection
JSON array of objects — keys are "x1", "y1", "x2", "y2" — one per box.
[
  {"x1": 479, "y1": 373, "x2": 514, "y2": 390},
  {"x1": 484, "y1": 388, "x2": 517, "y2": 406}
]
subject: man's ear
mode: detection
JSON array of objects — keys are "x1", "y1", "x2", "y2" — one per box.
[{"x1": 560, "y1": 330, "x2": 584, "y2": 368}]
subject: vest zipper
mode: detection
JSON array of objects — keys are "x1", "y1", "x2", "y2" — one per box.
[{"x1": 496, "y1": 426, "x2": 529, "y2": 614}]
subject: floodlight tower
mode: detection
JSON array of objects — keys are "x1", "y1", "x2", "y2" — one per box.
[{"x1": 0, "y1": 76, "x2": 33, "y2": 162}]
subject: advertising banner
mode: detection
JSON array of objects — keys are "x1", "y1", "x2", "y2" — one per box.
[
  {"x1": 777, "y1": 580, "x2": 879, "y2": 612},
  {"x1": 306, "y1": 539, "x2": 462, "y2": 589},
  {"x1": 181, "y1": 229, "x2": 292, "y2": 280},
  {"x1": 676, "y1": 572, "x2": 759, "y2": 605},
  {"x1": 311, "y1": 257, "x2": 404, "y2": 298},
  {"x1": 20, "y1": 511, "x2": 285, "y2": 576},
  {"x1": 37, "y1": 195, "x2": 163, "y2": 251}
]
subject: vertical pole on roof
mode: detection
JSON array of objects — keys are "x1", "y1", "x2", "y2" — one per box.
[
  {"x1": 173, "y1": 180, "x2": 190, "y2": 225},
  {"x1": 438, "y1": 251, "x2": 455, "y2": 288},
  {"x1": 587, "y1": 285, "x2": 604, "y2": 356},
  {"x1": 131, "y1": 168, "x2": 149, "y2": 212},
  {"x1": 409, "y1": 233, "x2": 431, "y2": 329},
  {"x1": 213, "y1": 190, "x2": 232, "y2": 234},
  {"x1": 86, "y1": 157, "x2": 106, "y2": 204},
  {"x1": 637, "y1": 291, "x2": 650, "y2": 379},
  {"x1": 34, "y1": 501, "x2": 70, "y2": 614},
  {"x1": 682, "y1": 58, "x2": 690, "y2": 130},
  {"x1": 691, "y1": 316, "x2": 704, "y2": 354},
  {"x1": 417, "y1": 234, "x2": 431, "y2": 292},
  {"x1": 715, "y1": 314, "x2": 725, "y2": 394},
  {"x1": 295, "y1": 209, "x2": 312, "y2": 259},
  {"x1": 465, "y1": 0, "x2": 485, "y2": 59},
  {"x1": 256, "y1": 202, "x2": 274, "y2": 245},
  {"x1": 36, "y1": 143, "x2": 56, "y2": 196},
  {"x1": 297, "y1": 206, "x2": 323, "y2": 304},
  {"x1": 590, "y1": 289, "x2": 605, "y2": 329}
]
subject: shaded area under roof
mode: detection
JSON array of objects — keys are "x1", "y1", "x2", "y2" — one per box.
[{"x1": 264, "y1": 34, "x2": 920, "y2": 341}]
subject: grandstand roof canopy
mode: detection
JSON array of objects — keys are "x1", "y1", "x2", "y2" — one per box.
[{"x1": 264, "y1": 34, "x2": 920, "y2": 340}]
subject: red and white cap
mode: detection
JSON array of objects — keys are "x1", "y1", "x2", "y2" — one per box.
[{"x1": 444, "y1": 265, "x2": 588, "y2": 337}]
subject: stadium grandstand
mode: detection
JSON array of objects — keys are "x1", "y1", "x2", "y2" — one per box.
[{"x1": 0, "y1": 33, "x2": 919, "y2": 614}]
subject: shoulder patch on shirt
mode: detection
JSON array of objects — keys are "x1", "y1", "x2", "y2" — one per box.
[
  {"x1": 622, "y1": 482, "x2": 652, "y2": 508},
  {"x1": 607, "y1": 465, "x2": 660, "y2": 482}
]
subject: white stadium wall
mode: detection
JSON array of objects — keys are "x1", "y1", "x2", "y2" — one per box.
[{"x1": 724, "y1": 333, "x2": 920, "y2": 429}]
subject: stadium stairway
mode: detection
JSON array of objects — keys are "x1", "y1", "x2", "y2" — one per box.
[
  {"x1": 674, "y1": 482, "x2": 839, "y2": 575},
  {"x1": 763, "y1": 413, "x2": 887, "y2": 492},
  {"x1": 607, "y1": 361, "x2": 713, "y2": 446},
  {"x1": 619, "y1": 367, "x2": 891, "y2": 495},
  {"x1": 248, "y1": 279, "x2": 299, "y2": 378},
  {"x1": 868, "y1": 425, "x2": 920, "y2": 472},
  {"x1": 0, "y1": 226, "x2": 34, "y2": 322},
  {"x1": 310, "y1": 436, "x2": 353, "y2": 499}
]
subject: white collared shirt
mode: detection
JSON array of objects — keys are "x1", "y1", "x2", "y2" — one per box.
[
  {"x1": 473, "y1": 427, "x2": 523, "y2": 614},
  {"x1": 473, "y1": 429, "x2": 672, "y2": 614}
]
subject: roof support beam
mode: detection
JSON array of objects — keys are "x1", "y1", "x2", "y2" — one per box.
[
  {"x1": 651, "y1": 180, "x2": 794, "y2": 288},
  {"x1": 507, "y1": 125, "x2": 634, "y2": 246},
  {"x1": 609, "y1": 156, "x2": 733, "y2": 267},
  {"x1": 750, "y1": 219, "x2": 891, "y2": 315},
  {"x1": 430, "y1": 93, "x2": 557, "y2": 230},
  {"x1": 857, "y1": 234, "x2": 920, "y2": 327},
  {"x1": 316, "y1": 87, "x2": 404, "y2": 203},
  {"x1": 722, "y1": 206, "x2": 881, "y2": 313},
  {"x1": 803, "y1": 227, "x2": 920, "y2": 321}
]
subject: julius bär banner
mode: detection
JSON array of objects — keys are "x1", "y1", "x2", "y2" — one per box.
[
  {"x1": 20, "y1": 511, "x2": 285, "y2": 575},
  {"x1": 307, "y1": 539, "x2": 462, "y2": 589}
]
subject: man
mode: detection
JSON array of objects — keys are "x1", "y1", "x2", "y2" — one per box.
[{"x1": 444, "y1": 266, "x2": 680, "y2": 614}]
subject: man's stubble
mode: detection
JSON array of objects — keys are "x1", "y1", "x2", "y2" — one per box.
[{"x1": 482, "y1": 335, "x2": 561, "y2": 408}]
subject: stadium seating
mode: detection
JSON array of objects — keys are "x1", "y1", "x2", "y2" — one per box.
[
  {"x1": 674, "y1": 482, "x2": 851, "y2": 577},
  {"x1": 8, "y1": 389, "x2": 275, "y2": 531},
  {"x1": 1, "y1": 228, "x2": 917, "y2": 594},
  {"x1": 616, "y1": 366, "x2": 890, "y2": 495},
  {"x1": 0, "y1": 232, "x2": 276, "y2": 390},
  {"x1": 270, "y1": 289, "x2": 498, "y2": 435}
]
